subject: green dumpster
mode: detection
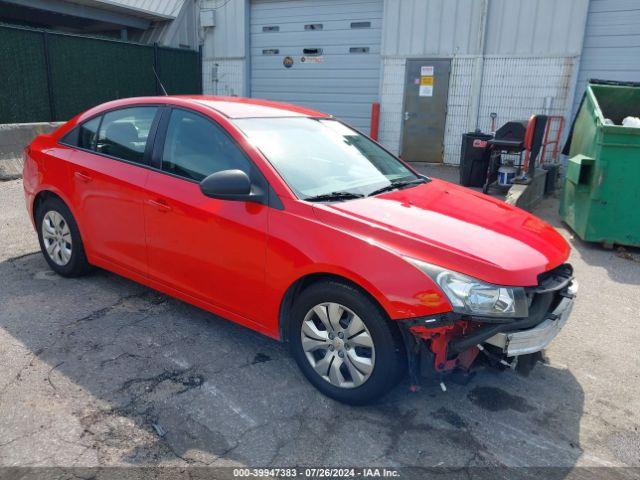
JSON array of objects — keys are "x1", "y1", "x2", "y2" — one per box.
[{"x1": 560, "y1": 81, "x2": 640, "y2": 247}]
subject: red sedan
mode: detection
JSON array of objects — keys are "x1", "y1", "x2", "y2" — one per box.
[{"x1": 23, "y1": 96, "x2": 577, "y2": 404}]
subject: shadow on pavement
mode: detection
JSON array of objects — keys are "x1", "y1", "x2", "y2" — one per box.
[{"x1": 0, "y1": 252, "x2": 586, "y2": 473}]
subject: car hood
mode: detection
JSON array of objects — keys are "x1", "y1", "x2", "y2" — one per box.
[{"x1": 312, "y1": 179, "x2": 570, "y2": 286}]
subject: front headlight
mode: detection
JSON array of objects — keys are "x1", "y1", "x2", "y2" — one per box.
[{"x1": 404, "y1": 257, "x2": 528, "y2": 318}]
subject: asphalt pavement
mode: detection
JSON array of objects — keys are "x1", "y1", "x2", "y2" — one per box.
[{"x1": 1, "y1": 171, "x2": 639, "y2": 476}]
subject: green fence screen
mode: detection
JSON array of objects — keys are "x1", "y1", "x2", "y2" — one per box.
[{"x1": 0, "y1": 24, "x2": 202, "y2": 124}]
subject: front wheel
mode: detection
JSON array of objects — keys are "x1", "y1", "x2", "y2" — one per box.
[{"x1": 289, "y1": 281, "x2": 406, "y2": 405}]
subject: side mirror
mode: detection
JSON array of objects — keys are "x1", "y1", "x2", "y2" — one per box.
[{"x1": 200, "y1": 169, "x2": 262, "y2": 202}]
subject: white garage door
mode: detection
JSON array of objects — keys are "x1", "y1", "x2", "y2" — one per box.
[{"x1": 250, "y1": 0, "x2": 383, "y2": 131}]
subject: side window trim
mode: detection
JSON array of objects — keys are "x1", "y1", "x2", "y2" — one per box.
[
  {"x1": 92, "y1": 115, "x2": 104, "y2": 151},
  {"x1": 151, "y1": 106, "x2": 172, "y2": 171},
  {"x1": 143, "y1": 106, "x2": 165, "y2": 168}
]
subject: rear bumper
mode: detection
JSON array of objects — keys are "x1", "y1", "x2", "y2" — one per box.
[{"x1": 484, "y1": 281, "x2": 578, "y2": 356}]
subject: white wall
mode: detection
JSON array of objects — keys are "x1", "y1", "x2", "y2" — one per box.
[
  {"x1": 200, "y1": 0, "x2": 248, "y2": 96},
  {"x1": 378, "y1": 0, "x2": 589, "y2": 163}
]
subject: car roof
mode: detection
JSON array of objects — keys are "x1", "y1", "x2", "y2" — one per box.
[{"x1": 174, "y1": 95, "x2": 330, "y2": 119}]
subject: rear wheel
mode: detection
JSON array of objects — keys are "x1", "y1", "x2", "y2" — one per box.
[
  {"x1": 289, "y1": 281, "x2": 406, "y2": 405},
  {"x1": 36, "y1": 197, "x2": 91, "y2": 277}
]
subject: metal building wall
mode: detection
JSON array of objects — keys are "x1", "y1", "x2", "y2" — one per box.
[
  {"x1": 200, "y1": 0, "x2": 248, "y2": 96},
  {"x1": 199, "y1": 0, "x2": 592, "y2": 164},
  {"x1": 99, "y1": 0, "x2": 184, "y2": 18},
  {"x1": 382, "y1": 0, "x2": 586, "y2": 57},
  {"x1": 572, "y1": 0, "x2": 640, "y2": 115},
  {"x1": 133, "y1": 0, "x2": 200, "y2": 49},
  {"x1": 379, "y1": 0, "x2": 589, "y2": 163},
  {"x1": 249, "y1": 0, "x2": 384, "y2": 131}
]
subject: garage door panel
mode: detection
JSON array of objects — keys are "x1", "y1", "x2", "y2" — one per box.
[
  {"x1": 252, "y1": 45, "x2": 381, "y2": 56},
  {"x1": 253, "y1": 86, "x2": 380, "y2": 96},
  {"x1": 252, "y1": 77, "x2": 379, "y2": 90},
  {"x1": 250, "y1": 92, "x2": 377, "y2": 103},
  {"x1": 250, "y1": 0, "x2": 382, "y2": 131},
  {"x1": 252, "y1": 2, "x2": 382, "y2": 20},
  {"x1": 249, "y1": 97, "x2": 374, "y2": 121},
  {"x1": 251, "y1": 69, "x2": 380, "y2": 81},
  {"x1": 252, "y1": 31, "x2": 382, "y2": 47},
  {"x1": 252, "y1": 56, "x2": 381, "y2": 69},
  {"x1": 251, "y1": 18, "x2": 382, "y2": 32}
]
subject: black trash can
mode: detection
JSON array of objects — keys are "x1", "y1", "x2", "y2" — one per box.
[{"x1": 459, "y1": 132, "x2": 492, "y2": 187}]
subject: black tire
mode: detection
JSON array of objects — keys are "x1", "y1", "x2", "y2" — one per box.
[
  {"x1": 289, "y1": 280, "x2": 406, "y2": 405},
  {"x1": 36, "y1": 196, "x2": 91, "y2": 277}
]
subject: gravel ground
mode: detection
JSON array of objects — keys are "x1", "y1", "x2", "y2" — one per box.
[{"x1": 1, "y1": 172, "x2": 639, "y2": 477}]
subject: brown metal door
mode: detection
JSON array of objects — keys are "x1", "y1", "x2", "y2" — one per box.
[{"x1": 401, "y1": 58, "x2": 451, "y2": 163}]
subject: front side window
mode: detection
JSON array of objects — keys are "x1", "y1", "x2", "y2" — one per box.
[
  {"x1": 161, "y1": 109, "x2": 250, "y2": 182},
  {"x1": 233, "y1": 117, "x2": 419, "y2": 199},
  {"x1": 96, "y1": 106, "x2": 157, "y2": 163}
]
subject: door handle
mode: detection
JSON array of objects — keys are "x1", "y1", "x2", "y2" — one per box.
[
  {"x1": 147, "y1": 199, "x2": 172, "y2": 213},
  {"x1": 74, "y1": 171, "x2": 92, "y2": 183}
]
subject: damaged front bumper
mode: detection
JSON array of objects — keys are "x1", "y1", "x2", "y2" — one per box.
[
  {"x1": 399, "y1": 264, "x2": 578, "y2": 380},
  {"x1": 484, "y1": 280, "x2": 578, "y2": 356}
]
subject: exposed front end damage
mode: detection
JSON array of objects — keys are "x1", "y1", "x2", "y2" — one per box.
[{"x1": 399, "y1": 264, "x2": 578, "y2": 385}]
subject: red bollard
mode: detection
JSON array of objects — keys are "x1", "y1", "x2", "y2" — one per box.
[{"x1": 370, "y1": 102, "x2": 380, "y2": 140}]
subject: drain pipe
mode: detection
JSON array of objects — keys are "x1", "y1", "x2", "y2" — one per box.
[{"x1": 468, "y1": 0, "x2": 490, "y2": 132}]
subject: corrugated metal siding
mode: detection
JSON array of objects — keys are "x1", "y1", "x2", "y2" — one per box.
[
  {"x1": 92, "y1": 0, "x2": 184, "y2": 18},
  {"x1": 382, "y1": 0, "x2": 588, "y2": 57},
  {"x1": 381, "y1": 0, "x2": 483, "y2": 56},
  {"x1": 572, "y1": 0, "x2": 640, "y2": 114},
  {"x1": 484, "y1": 0, "x2": 588, "y2": 56},
  {"x1": 250, "y1": 0, "x2": 383, "y2": 131},
  {"x1": 134, "y1": 0, "x2": 199, "y2": 49},
  {"x1": 202, "y1": 0, "x2": 247, "y2": 58}
]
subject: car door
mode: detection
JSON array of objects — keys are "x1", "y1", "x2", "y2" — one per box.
[
  {"x1": 143, "y1": 107, "x2": 269, "y2": 323},
  {"x1": 65, "y1": 106, "x2": 159, "y2": 275}
]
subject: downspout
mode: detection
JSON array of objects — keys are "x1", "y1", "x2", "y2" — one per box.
[
  {"x1": 468, "y1": 0, "x2": 490, "y2": 132},
  {"x1": 244, "y1": 0, "x2": 251, "y2": 97}
]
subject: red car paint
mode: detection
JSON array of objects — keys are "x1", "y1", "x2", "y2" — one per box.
[{"x1": 23, "y1": 96, "x2": 570, "y2": 342}]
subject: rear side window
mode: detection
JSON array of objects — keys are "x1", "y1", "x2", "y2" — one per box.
[
  {"x1": 161, "y1": 109, "x2": 250, "y2": 182},
  {"x1": 77, "y1": 116, "x2": 101, "y2": 149},
  {"x1": 61, "y1": 116, "x2": 101, "y2": 149},
  {"x1": 96, "y1": 107, "x2": 158, "y2": 163}
]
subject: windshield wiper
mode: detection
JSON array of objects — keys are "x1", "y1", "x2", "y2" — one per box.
[
  {"x1": 305, "y1": 191, "x2": 365, "y2": 202},
  {"x1": 368, "y1": 178, "x2": 427, "y2": 197}
]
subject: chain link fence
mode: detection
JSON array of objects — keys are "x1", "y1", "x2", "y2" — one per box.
[{"x1": 0, "y1": 24, "x2": 202, "y2": 124}]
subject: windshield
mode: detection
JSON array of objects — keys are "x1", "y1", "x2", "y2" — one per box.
[{"x1": 233, "y1": 117, "x2": 421, "y2": 199}]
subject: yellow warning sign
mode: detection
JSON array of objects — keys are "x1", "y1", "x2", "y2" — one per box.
[{"x1": 420, "y1": 76, "x2": 434, "y2": 86}]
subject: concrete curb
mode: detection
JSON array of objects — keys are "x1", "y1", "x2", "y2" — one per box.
[
  {"x1": 505, "y1": 168, "x2": 548, "y2": 212},
  {"x1": 0, "y1": 122, "x2": 64, "y2": 180}
]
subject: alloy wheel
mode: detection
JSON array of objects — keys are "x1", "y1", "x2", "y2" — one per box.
[
  {"x1": 300, "y1": 302, "x2": 375, "y2": 389},
  {"x1": 42, "y1": 210, "x2": 73, "y2": 266}
]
